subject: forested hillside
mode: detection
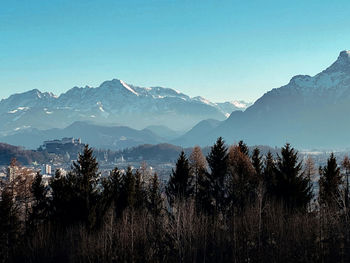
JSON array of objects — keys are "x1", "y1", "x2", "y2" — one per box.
[{"x1": 0, "y1": 143, "x2": 50, "y2": 165}]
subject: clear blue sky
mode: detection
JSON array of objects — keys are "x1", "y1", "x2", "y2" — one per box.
[{"x1": 1, "y1": 0, "x2": 350, "y2": 102}]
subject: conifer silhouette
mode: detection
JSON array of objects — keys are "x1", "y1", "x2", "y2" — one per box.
[
  {"x1": 274, "y1": 144, "x2": 313, "y2": 211},
  {"x1": 319, "y1": 153, "x2": 342, "y2": 209},
  {"x1": 166, "y1": 151, "x2": 192, "y2": 205}
]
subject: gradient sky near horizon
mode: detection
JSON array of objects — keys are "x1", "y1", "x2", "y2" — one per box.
[{"x1": 1, "y1": 0, "x2": 350, "y2": 102}]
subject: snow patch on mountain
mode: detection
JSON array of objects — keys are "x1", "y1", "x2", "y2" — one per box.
[
  {"x1": 8, "y1": 107, "x2": 30, "y2": 114},
  {"x1": 120, "y1": 80, "x2": 139, "y2": 96},
  {"x1": 231, "y1": 100, "x2": 251, "y2": 109},
  {"x1": 193, "y1": 96, "x2": 216, "y2": 106},
  {"x1": 97, "y1": 102, "x2": 105, "y2": 112},
  {"x1": 14, "y1": 125, "x2": 31, "y2": 131}
]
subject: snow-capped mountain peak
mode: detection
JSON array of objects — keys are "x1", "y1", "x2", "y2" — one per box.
[
  {"x1": 338, "y1": 50, "x2": 350, "y2": 60},
  {"x1": 193, "y1": 96, "x2": 216, "y2": 106},
  {"x1": 177, "y1": 50, "x2": 350, "y2": 149},
  {"x1": 323, "y1": 50, "x2": 350, "y2": 74},
  {"x1": 0, "y1": 78, "x2": 249, "y2": 133},
  {"x1": 99, "y1": 79, "x2": 138, "y2": 94},
  {"x1": 268, "y1": 50, "x2": 350, "y2": 97}
]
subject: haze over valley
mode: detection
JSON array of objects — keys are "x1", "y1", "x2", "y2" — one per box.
[{"x1": 2, "y1": 51, "x2": 350, "y2": 150}]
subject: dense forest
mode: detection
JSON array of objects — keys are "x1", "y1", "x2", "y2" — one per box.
[{"x1": 1, "y1": 138, "x2": 350, "y2": 263}]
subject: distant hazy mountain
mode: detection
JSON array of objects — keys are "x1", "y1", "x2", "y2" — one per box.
[
  {"x1": 172, "y1": 119, "x2": 221, "y2": 146},
  {"x1": 143, "y1": 125, "x2": 184, "y2": 140},
  {"x1": 0, "y1": 122, "x2": 164, "y2": 150},
  {"x1": 177, "y1": 51, "x2": 350, "y2": 149},
  {"x1": 192, "y1": 96, "x2": 252, "y2": 117},
  {"x1": 215, "y1": 101, "x2": 253, "y2": 117},
  {"x1": 0, "y1": 79, "x2": 250, "y2": 135}
]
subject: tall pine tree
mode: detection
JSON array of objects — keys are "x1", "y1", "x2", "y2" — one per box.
[
  {"x1": 319, "y1": 153, "x2": 342, "y2": 209},
  {"x1": 72, "y1": 145, "x2": 101, "y2": 228},
  {"x1": 50, "y1": 145, "x2": 102, "y2": 229},
  {"x1": 274, "y1": 143, "x2": 313, "y2": 211},
  {"x1": 166, "y1": 151, "x2": 192, "y2": 205},
  {"x1": 206, "y1": 137, "x2": 228, "y2": 213}
]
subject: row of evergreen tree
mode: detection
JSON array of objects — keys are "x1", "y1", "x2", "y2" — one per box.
[
  {"x1": 0, "y1": 138, "x2": 349, "y2": 262},
  {"x1": 168, "y1": 138, "x2": 348, "y2": 214}
]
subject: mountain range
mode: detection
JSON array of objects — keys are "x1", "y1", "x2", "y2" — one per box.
[
  {"x1": 176, "y1": 50, "x2": 350, "y2": 149},
  {"x1": 0, "y1": 79, "x2": 251, "y2": 136},
  {"x1": 1, "y1": 50, "x2": 350, "y2": 150}
]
